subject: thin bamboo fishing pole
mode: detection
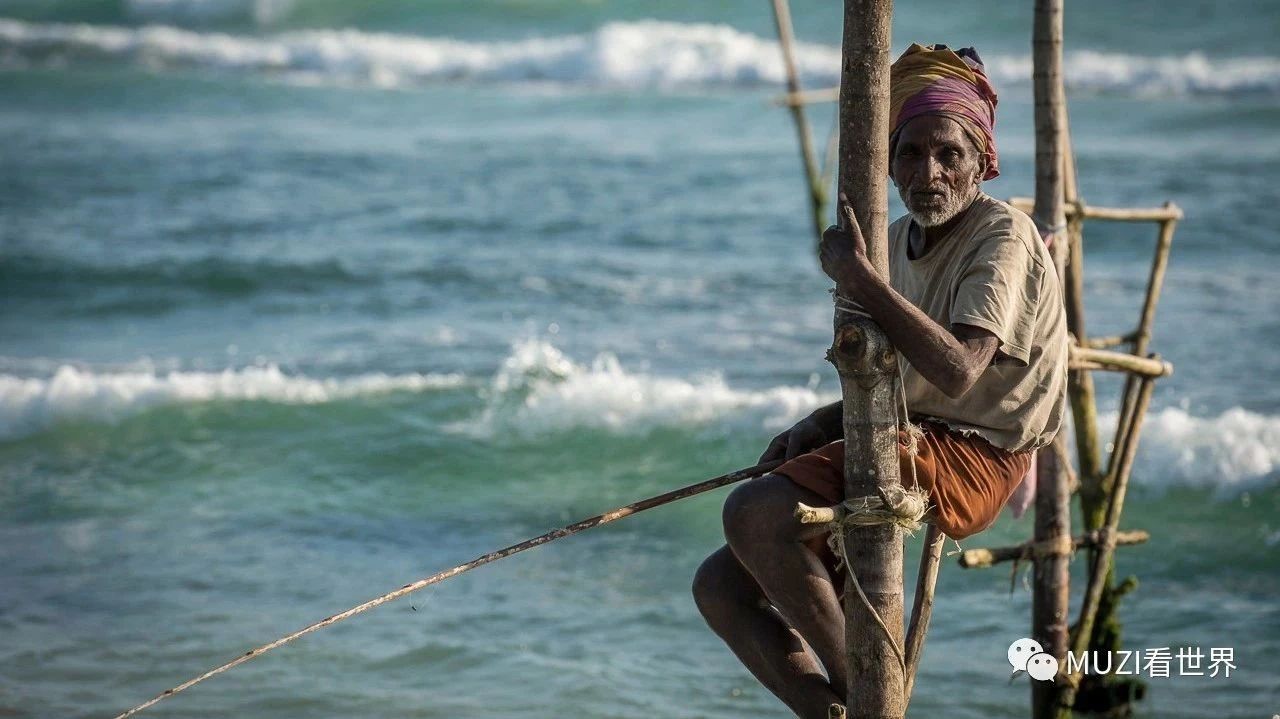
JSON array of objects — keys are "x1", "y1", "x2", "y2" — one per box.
[{"x1": 111, "y1": 458, "x2": 785, "y2": 719}]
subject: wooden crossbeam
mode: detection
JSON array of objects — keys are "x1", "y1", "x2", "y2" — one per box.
[{"x1": 957, "y1": 529, "x2": 1150, "y2": 569}]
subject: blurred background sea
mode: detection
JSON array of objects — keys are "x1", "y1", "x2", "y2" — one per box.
[{"x1": 1, "y1": 1, "x2": 1277, "y2": 716}]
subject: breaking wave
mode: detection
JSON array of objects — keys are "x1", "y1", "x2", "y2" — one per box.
[
  {"x1": 0, "y1": 364, "x2": 466, "y2": 441},
  {"x1": 1104, "y1": 406, "x2": 1280, "y2": 491},
  {"x1": 1, "y1": 18, "x2": 1276, "y2": 97},
  {"x1": 452, "y1": 341, "x2": 1280, "y2": 491},
  {"x1": 4, "y1": 339, "x2": 1277, "y2": 492},
  {"x1": 449, "y1": 339, "x2": 832, "y2": 439}
]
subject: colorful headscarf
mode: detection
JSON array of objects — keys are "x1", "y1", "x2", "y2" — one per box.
[{"x1": 889, "y1": 43, "x2": 1000, "y2": 180}]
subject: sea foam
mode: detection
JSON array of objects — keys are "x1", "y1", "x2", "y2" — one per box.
[
  {"x1": 1101, "y1": 406, "x2": 1280, "y2": 491},
  {"x1": 2, "y1": 341, "x2": 1277, "y2": 490},
  {"x1": 0, "y1": 363, "x2": 465, "y2": 441},
  {"x1": 453, "y1": 341, "x2": 1280, "y2": 491},
  {"x1": 450, "y1": 339, "x2": 832, "y2": 440},
  {"x1": 1, "y1": 18, "x2": 1276, "y2": 97}
]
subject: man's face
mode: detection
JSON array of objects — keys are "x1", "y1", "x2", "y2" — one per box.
[{"x1": 890, "y1": 115, "x2": 987, "y2": 228}]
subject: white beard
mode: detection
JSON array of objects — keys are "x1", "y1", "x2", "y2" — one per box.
[{"x1": 899, "y1": 181, "x2": 980, "y2": 228}]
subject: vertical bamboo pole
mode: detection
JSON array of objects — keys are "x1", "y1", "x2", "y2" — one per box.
[
  {"x1": 770, "y1": 0, "x2": 828, "y2": 242},
  {"x1": 1059, "y1": 124, "x2": 1105, "y2": 507},
  {"x1": 832, "y1": 2, "x2": 902, "y2": 716},
  {"x1": 1030, "y1": 2, "x2": 1072, "y2": 717}
]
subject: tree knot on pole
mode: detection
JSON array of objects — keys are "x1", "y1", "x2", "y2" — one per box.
[{"x1": 827, "y1": 292, "x2": 897, "y2": 389}]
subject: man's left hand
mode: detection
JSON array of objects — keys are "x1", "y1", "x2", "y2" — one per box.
[{"x1": 818, "y1": 197, "x2": 874, "y2": 299}]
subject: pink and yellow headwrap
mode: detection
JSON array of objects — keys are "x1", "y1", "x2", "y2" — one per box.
[{"x1": 890, "y1": 43, "x2": 1000, "y2": 180}]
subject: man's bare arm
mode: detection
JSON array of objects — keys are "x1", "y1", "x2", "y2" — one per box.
[
  {"x1": 849, "y1": 270, "x2": 998, "y2": 398},
  {"x1": 804, "y1": 320, "x2": 995, "y2": 439},
  {"x1": 817, "y1": 203, "x2": 999, "y2": 399}
]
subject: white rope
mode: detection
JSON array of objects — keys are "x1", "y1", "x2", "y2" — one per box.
[{"x1": 824, "y1": 487, "x2": 930, "y2": 679}]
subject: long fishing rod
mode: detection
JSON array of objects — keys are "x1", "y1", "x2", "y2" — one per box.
[{"x1": 112, "y1": 458, "x2": 784, "y2": 718}]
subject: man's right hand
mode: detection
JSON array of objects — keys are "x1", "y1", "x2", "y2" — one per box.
[{"x1": 758, "y1": 415, "x2": 829, "y2": 464}]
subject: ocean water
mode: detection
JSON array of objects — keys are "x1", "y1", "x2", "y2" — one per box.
[{"x1": 1, "y1": 1, "x2": 1278, "y2": 717}]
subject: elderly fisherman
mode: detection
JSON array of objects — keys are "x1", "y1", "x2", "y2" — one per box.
[{"x1": 692, "y1": 44, "x2": 1067, "y2": 717}]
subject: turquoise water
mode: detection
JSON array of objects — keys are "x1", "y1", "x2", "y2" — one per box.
[{"x1": 1, "y1": 1, "x2": 1278, "y2": 717}]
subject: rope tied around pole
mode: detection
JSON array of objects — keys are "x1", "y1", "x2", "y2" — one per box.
[
  {"x1": 815, "y1": 484, "x2": 931, "y2": 684},
  {"x1": 1008, "y1": 533, "x2": 1077, "y2": 594},
  {"x1": 1022, "y1": 533, "x2": 1077, "y2": 560}
]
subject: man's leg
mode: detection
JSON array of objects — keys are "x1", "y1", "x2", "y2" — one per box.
[
  {"x1": 692, "y1": 545, "x2": 842, "y2": 718},
  {"x1": 722, "y1": 474, "x2": 849, "y2": 704}
]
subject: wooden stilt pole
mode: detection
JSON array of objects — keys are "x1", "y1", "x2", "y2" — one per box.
[
  {"x1": 1058, "y1": 119, "x2": 1105, "y2": 514},
  {"x1": 832, "y1": 1, "x2": 903, "y2": 716},
  {"x1": 769, "y1": 0, "x2": 828, "y2": 243},
  {"x1": 1030, "y1": 3, "x2": 1072, "y2": 715},
  {"x1": 1032, "y1": 443, "x2": 1072, "y2": 717}
]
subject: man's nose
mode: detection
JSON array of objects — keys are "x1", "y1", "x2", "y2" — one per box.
[{"x1": 923, "y1": 153, "x2": 944, "y2": 182}]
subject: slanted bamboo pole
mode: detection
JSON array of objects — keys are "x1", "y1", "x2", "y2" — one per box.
[
  {"x1": 1133, "y1": 211, "x2": 1177, "y2": 356},
  {"x1": 1060, "y1": 374, "x2": 1157, "y2": 708},
  {"x1": 956, "y1": 528, "x2": 1149, "y2": 569},
  {"x1": 110, "y1": 459, "x2": 784, "y2": 719},
  {"x1": 769, "y1": 0, "x2": 828, "y2": 242},
  {"x1": 1030, "y1": 3, "x2": 1072, "y2": 715},
  {"x1": 831, "y1": 1, "x2": 903, "y2": 716},
  {"x1": 903, "y1": 525, "x2": 944, "y2": 704}
]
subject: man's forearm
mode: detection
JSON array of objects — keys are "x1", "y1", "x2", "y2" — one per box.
[
  {"x1": 839, "y1": 272, "x2": 981, "y2": 398},
  {"x1": 811, "y1": 400, "x2": 843, "y2": 439}
]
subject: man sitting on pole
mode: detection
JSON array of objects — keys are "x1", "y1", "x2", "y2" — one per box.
[{"x1": 692, "y1": 44, "x2": 1068, "y2": 718}]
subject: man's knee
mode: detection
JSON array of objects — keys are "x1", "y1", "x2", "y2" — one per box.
[
  {"x1": 692, "y1": 547, "x2": 749, "y2": 625},
  {"x1": 722, "y1": 474, "x2": 805, "y2": 551}
]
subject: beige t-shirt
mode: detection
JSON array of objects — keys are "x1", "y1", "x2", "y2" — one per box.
[{"x1": 887, "y1": 193, "x2": 1068, "y2": 453}]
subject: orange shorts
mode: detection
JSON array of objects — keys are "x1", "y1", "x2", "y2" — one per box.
[{"x1": 775, "y1": 421, "x2": 1032, "y2": 542}]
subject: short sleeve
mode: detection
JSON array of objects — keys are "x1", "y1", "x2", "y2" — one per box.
[{"x1": 949, "y1": 234, "x2": 1043, "y2": 367}]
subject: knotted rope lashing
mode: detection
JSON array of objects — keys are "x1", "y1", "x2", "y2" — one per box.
[
  {"x1": 797, "y1": 484, "x2": 931, "y2": 678},
  {"x1": 1008, "y1": 531, "x2": 1077, "y2": 593}
]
